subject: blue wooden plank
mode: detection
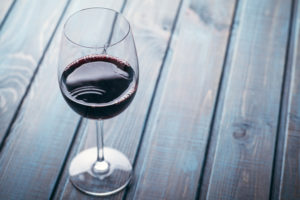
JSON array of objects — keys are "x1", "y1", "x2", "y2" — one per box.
[
  {"x1": 0, "y1": 0, "x2": 125, "y2": 199},
  {"x1": 0, "y1": 0, "x2": 15, "y2": 28},
  {"x1": 198, "y1": 2, "x2": 239, "y2": 198},
  {"x1": 279, "y1": 0, "x2": 300, "y2": 199},
  {"x1": 205, "y1": 0, "x2": 292, "y2": 199},
  {"x1": 270, "y1": 0, "x2": 296, "y2": 199},
  {"x1": 0, "y1": 0, "x2": 69, "y2": 145},
  {"x1": 124, "y1": 0, "x2": 236, "y2": 199}
]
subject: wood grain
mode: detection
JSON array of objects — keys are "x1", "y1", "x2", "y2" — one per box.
[
  {"x1": 0, "y1": 1, "x2": 124, "y2": 199},
  {"x1": 124, "y1": 0, "x2": 236, "y2": 199},
  {"x1": 57, "y1": 0, "x2": 184, "y2": 199},
  {"x1": 0, "y1": 0, "x2": 69, "y2": 143},
  {"x1": 270, "y1": 1, "x2": 296, "y2": 199},
  {"x1": 0, "y1": 0, "x2": 15, "y2": 25},
  {"x1": 205, "y1": 0, "x2": 292, "y2": 199},
  {"x1": 0, "y1": 0, "x2": 297, "y2": 199},
  {"x1": 279, "y1": 0, "x2": 300, "y2": 198}
]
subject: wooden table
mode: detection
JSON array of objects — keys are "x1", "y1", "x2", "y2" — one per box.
[{"x1": 0, "y1": 0, "x2": 299, "y2": 199}]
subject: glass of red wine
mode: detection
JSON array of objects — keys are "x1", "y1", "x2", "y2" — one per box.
[{"x1": 57, "y1": 7, "x2": 138, "y2": 196}]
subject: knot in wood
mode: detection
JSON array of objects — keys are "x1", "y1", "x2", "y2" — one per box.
[{"x1": 232, "y1": 122, "x2": 251, "y2": 140}]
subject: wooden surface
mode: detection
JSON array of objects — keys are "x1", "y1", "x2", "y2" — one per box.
[
  {"x1": 0, "y1": 0, "x2": 15, "y2": 27},
  {"x1": 0, "y1": 0, "x2": 299, "y2": 199},
  {"x1": 126, "y1": 0, "x2": 236, "y2": 199},
  {"x1": 0, "y1": 0, "x2": 70, "y2": 144},
  {"x1": 279, "y1": 0, "x2": 300, "y2": 199},
  {"x1": 205, "y1": 0, "x2": 292, "y2": 199}
]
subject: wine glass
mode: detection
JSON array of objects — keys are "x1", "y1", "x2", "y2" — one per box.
[{"x1": 57, "y1": 7, "x2": 139, "y2": 196}]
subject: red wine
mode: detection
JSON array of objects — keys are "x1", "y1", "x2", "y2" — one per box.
[{"x1": 60, "y1": 55, "x2": 137, "y2": 119}]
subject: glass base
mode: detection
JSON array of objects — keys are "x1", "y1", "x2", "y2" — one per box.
[{"x1": 69, "y1": 147, "x2": 132, "y2": 196}]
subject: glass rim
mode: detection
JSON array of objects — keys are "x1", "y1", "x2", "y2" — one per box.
[{"x1": 63, "y1": 7, "x2": 131, "y2": 49}]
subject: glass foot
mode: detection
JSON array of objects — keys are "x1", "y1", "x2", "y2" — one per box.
[{"x1": 69, "y1": 147, "x2": 132, "y2": 196}]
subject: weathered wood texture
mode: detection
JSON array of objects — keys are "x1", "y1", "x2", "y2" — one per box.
[
  {"x1": 279, "y1": 0, "x2": 300, "y2": 199},
  {"x1": 198, "y1": 1, "x2": 239, "y2": 198},
  {"x1": 205, "y1": 0, "x2": 292, "y2": 199},
  {"x1": 0, "y1": 0, "x2": 69, "y2": 143},
  {"x1": 0, "y1": 0, "x2": 298, "y2": 199},
  {"x1": 0, "y1": 0, "x2": 15, "y2": 25},
  {"x1": 270, "y1": 1, "x2": 296, "y2": 199},
  {"x1": 57, "y1": 0, "x2": 184, "y2": 199},
  {"x1": 0, "y1": 0, "x2": 124, "y2": 199},
  {"x1": 124, "y1": 0, "x2": 236, "y2": 199}
]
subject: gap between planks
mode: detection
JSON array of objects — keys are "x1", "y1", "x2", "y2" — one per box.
[
  {"x1": 195, "y1": 0, "x2": 240, "y2": 198},
  {"x1": 269, "y1": 0, "x2": 297, "y2": 199},
  {"x1": 0, "y1": 0, "x2": 72, "y2": 153},
  {"x1": 0, "y1": 0, "x2": 17, "y2": 31}
]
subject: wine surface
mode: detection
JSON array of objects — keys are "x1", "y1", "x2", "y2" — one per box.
[{"x1": 60, "y1": 55, "x2": 137, "y2": 119}]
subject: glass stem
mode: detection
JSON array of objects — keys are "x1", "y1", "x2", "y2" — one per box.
[
  {"x1": 93, "y1": 120, "x2": 110, "y2": 174},
  {"x1": 96, "y1": 120, "x2": 105, "y2": 162}
]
